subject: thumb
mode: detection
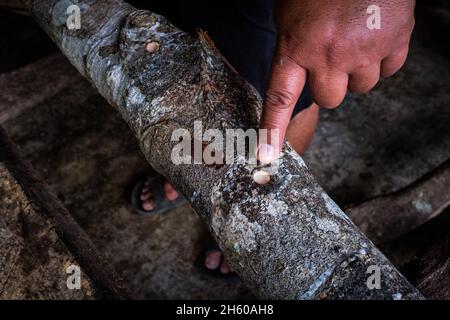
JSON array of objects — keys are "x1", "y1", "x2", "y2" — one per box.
[{"x1": 258, "y1": 51, "x2": 306, "y2": 163}]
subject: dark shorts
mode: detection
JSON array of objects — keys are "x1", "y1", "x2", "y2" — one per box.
[{"x1": 134, "y1": 0, "x2": 313, "y2": 117}]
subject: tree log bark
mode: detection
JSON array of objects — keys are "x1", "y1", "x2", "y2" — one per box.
[{"x1": 22, "y1": 0, "x2": 423, "y2": 299}]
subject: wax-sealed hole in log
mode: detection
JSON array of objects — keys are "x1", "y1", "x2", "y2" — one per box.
[{"x1": 145, "y1": 41, "x2": 160, "y2": 53}]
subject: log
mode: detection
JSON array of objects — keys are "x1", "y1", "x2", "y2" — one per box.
[
  {"x1": 413, "y1": 232, "x2": 450, "y2": 300},
  {"x1": 0, "y1": 1, "x2": 28, "y2": 16},
  {"x1": 0, "y1": 54, "x2": 83, "y2": 124},
  {"x1": 0, "y1": 160, "x2": 96, "y2": 299},
  {"x1": 22, "y1": 0, "x2": 423, "y2": 299},
  {"x1": 0, "y1": 127, "x2": 132, "y2": 299},
  {"x1": 4, "y1": 52, "x2": 447, "y2": 251},
  {"x1": 347, "y1": 159, "x2": 450, "y2": 244},
  {"x1": 0, "y1": 0, "x2": 26, "y2": 10}
]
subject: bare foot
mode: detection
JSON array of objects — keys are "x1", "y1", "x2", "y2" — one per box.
[{"x1": 205, "y1": 250, "x2": 232, "y2": 275}]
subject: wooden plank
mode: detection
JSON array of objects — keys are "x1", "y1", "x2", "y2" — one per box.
[
  {"x1": 0, "y1": 54, "x2": 82, "y2": 123},
  {"x1": 0, "y1": 127, "x2": 132, "y2": 299}
]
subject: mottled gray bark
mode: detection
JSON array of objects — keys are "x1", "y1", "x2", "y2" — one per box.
[{"x1": 24, "y1": 0, "x2": 423, "y2": 299}]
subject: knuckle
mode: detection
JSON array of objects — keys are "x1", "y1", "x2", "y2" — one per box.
[
  {"x1": 310, "y1": 77, "x2": 346, "y2": 108},
  {"x1": 350, "y1": 86, "x2": 367, "y2": 94},
  {"x1": 314, "y1": 95, "x2": 344, "y2": 109},
  {"x1": 278, "y1": 32, "x2": 303, "y2": 52},
  {"x1": 349, "y1": 78, "x2": 379, "y2": 94},
  {"x1": 265, "y1": 89, "x2": 296, "y2": 110},
  {"x1": 322, "y1": 102, "x2": 340, "y2": 109},
  {"x1": 320, "y1": 31, "x2": 345, "y2": 66},
  {"x1": 322, "y1": 103, "x2": 340, "y2": 110},
  {"x1": 381, "y1": 68, "x2": 395, "y2": 78},
  {"x1": 355, "y1": 57, "x2": 376, "y2": 70},
  {"x1": 350, "y1": 84, "x2": 372, "y2": 94},
  {"x1": 324, "y1": 42, "x2": 346, "y2": 67}
]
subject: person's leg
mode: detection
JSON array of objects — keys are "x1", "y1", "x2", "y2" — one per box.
[
  {"x1": 286, "y1": 103, "x2": 319, "y2": 155},
  {"x1": 174, "y1": 0, "x2": 318, "y2": 273},
  {"x1": 133, "y1": 0, "x2": 319, "y2": 274},
  {"x1": 128, "y1": 1, "x2": 320, "y2": 155},
  {"x1": 126, "y1": 0, "x2": 185, "y2": 212}
]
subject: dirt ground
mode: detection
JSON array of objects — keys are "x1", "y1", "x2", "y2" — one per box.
[{"x1": 0, "y1": 3, "x2": 449, "y2": 299}]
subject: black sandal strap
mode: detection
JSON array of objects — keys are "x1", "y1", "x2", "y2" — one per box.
[{"x1": 131, "y1": 171, "x2": 187, "y2": 217}]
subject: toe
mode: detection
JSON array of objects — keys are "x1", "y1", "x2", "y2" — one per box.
[
  {"x1": 140, "y1": 189, "x2": 152, "y2": 201},
  {"x1": 220, "y1": 259, "x2": 231, "y2": 274},
  {"x1": 164, "y1": 181, "x2": 180, "y2": 201},
  {"x1": 142, "y1": 199, "x2": 155, "y2": 211},
  {"x1": 205, "y1": 251, "x2": 221, "y2": 270}
]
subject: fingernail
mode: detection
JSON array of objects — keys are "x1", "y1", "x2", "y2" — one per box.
[{"x1": 257, "y1": 144, "x2": 276, "y2": 164}]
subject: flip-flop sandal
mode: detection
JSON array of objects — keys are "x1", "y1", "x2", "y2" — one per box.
[
  {"x1": 133, "y1": 173, "x2": 235, "y2": 277},
  {"x1": 131, "y1": 171, "x2": 187, "y2": 217}
]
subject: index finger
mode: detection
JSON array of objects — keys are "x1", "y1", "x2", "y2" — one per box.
[{"x1": 259, "y1": 52, "x2": 307, "y2": 161}]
